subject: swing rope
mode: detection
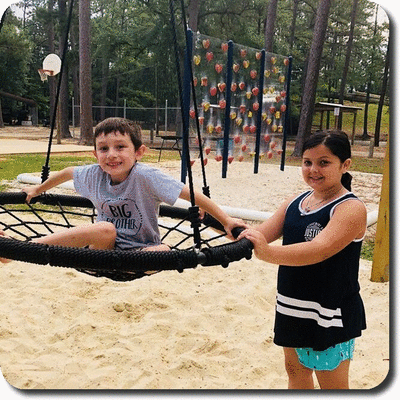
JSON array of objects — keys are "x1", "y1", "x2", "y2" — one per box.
[
  {"x1": 176, "y1": 0, "x2": 210, "y2": 197},
  {"x1": 169, "y1": 0, "x2": 204, "y2": 248},
  {"x1": 41, "y1": 0, "x2": 75, "y2": 183}
]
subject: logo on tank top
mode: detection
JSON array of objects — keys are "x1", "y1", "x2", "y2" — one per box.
[
  {"x1": 304, "y1": 222, "x2": 323, "y2": 242},
  {"x1": 101, "y1": 198, "x2": 143, "y2": 235}
]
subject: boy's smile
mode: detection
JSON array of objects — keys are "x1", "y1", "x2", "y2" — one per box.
[{"x1": 94, "y1": 131, "x2": 145, "y2": 184}]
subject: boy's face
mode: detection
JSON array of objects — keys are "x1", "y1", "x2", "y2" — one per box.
[{"x1": 93, "y1": 131, "x2": 145, "y2": 184}]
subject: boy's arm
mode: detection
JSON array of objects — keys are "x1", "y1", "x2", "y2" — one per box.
[
  {"x1": 23, "y1": 167, "x2": 75, "y2": 203},
  {"x1": 178, "y1": 186, "x2": 248, "y2": 238}
]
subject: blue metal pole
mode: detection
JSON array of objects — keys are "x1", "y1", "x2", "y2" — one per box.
[
  {"x1": 254, "y1": 49, "x2": 266, "y2": 174},
  {"x1": 222, "y1": 40, "x2": 234, "y2": 178},
  {"x1": 280, "y1": 56, "x2": 293, "y2": 171}
]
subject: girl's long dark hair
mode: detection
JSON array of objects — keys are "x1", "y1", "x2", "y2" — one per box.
[{"x1": 302, "y1": 130, "x2": 353, "y2": 191}]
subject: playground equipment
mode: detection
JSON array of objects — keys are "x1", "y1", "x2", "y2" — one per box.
[{"x1": 181, "y1": 31, "x2": 292, "y2": 179}]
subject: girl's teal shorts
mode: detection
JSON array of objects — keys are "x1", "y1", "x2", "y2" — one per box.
[{"x1": 295, "y1": 339, "x2": 355, "y2": 371}]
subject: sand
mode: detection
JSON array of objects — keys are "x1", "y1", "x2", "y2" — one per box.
[{"x1": 0, "y1": 159, "x2": 389, "y2": 390}]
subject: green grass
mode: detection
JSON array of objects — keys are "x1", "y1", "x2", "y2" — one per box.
[
  {"x1": 350, "y1": 155, "x2": 384, "y2": 174},
  {"x1": 360, "y1": 240, "x2": 375, "y2": 262},
  {"x1": 0, "y1": 154, "x2": 48, "y2": 181}
]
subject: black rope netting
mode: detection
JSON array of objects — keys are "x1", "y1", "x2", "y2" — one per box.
[{"x1": 0, "y1": 192, "x2": 253, "y2": 281}]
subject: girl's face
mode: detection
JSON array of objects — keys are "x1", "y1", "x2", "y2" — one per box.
[
  {"x1": 302, "y1": 144, "x2": 351, "y2": 192},
  {"x1": 93, "y1": 131, "x2": 145, "y2": 184}
]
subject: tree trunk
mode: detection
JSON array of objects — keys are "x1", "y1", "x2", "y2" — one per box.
[
  {"x1": 115, "y1": 75, "x2": 120, "y2": 118},
  {"x1": 100, "y1": 57, "x2": 109, "y2": 121},
  {"x1": 187, "y1": 0, "x2": 201, "y2": 32},
  {"x1": 326, "y1": 30, "x2": 338, "y2": 129},
  {"x1": 0, "y1": 99, "x2": 4, "y2": 128},
  {"x1": 264, "y1": 0, "x2": 278, "y2": 52},
  {"x1": 293, "y1": 0, "x2": 332, "y2": 157},
  {"x1": 361, "y1": 81, "x2": 371, "y2": 140},
  {"x1": 70, "y1": 17, "x2": 80, "y2": 127},
  {"x1": 58, "y1": 0, "x2": 71, "y2": 140},
  {"x1": 361, "y1": 5, "x2": 379, "y2": 140},
  {"x1": 79, "y1": 0, "x2": 93, "y2": 145},
  {"x1": 47, "y1": 0, "x2": 57, "y2": 126},
  {"x1": 374, "y1": 32, "x2": 390, "y2": 146},
  {"x1": 338, "y1": 0, "x2": 358, "y2": 129},
  {"x1": 289, "y1": 0, "x2": 299, "y2": 52}
]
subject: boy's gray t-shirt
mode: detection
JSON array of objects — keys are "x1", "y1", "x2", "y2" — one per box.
[{"x1": 73, "y1": 163, "x2": 184, "y2": 250}]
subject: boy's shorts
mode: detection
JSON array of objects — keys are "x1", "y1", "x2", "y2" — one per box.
[{"x1": 295, "y1": 339, "x2": 355, "y2": 371}]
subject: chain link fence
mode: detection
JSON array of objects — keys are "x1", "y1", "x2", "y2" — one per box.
[{"x1": 71, "y1": 100, "x2": 181, "y2": 137}]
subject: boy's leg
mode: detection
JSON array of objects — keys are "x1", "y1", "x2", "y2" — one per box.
[
  {"x1": 0, "y1": 231, "x2": 12, "y2": 263},
  {"x1": 315, "y1": 359, "x2": 350, "y2": 389},
  {"x1": 2, "y1": 224, "x2": 115, "y2": 263},
  {"x1": 143, "y1": 244, "x2": 171, "y2": 252},
  {"x1": 33, "y1": 221, "x2": 117, "y2": 250},
  {"x1": 283, "y1": 347, "x2": 315, "y2": 389}
]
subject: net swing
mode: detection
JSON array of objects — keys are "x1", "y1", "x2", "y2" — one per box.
[{"x1": 0, "y1": 0, "x2": 254, "y2": 281}]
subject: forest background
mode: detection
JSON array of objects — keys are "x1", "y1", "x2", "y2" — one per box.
[{"x1": 0, "y1": 0, "x2": 390, "y2": 153}]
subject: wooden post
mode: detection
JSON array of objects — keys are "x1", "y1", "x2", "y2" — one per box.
[
  {"x1": 334, "y1": 107, "x2": 340, "y2": 130},
  {"x1": 352, "y1": 111, "x2": 357, "y2": 144},
  {"x1": 370, "y1": 138, "x2": 389, "y2": 282},
  {"x1": 368, "y1": 137, "x2": 374, "y2": 158}
]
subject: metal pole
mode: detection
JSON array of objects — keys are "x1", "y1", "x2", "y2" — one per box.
[
  {"x1": 155, "y1": 64, "x2": 159, "y2": 135},
  {"x1": 222, "y1": 41, "x2": 234, "y2": 178},
  {"x1": 124, "y1": 99, "x2": 126, "y2": 119},
  {"x1": 280, "y1": 56, "x2": 293, "y2": 171},
  {"x1": 254, "y1": 49, "x2": 266, "y2": 174},
  {"x1": 165, "y1": 99, "x2": 168, "y2": 135},
  {"x1": 72, "y1": 96, "x2": 75, "y2": 137}
]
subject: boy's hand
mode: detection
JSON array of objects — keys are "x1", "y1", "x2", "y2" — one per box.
[
  {"x1": 22, "y1": 186, "x2": 42, "y2": 204},
  {"x1": 224, "y1": 217, "x2": 249, "y2": 240}
]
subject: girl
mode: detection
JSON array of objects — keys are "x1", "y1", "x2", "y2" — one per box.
[{"x1": 238, "y1": 131, "x2": 367, "y2": 389}]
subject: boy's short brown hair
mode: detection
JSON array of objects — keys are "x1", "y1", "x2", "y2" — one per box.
[{"x1": 94, "y1": 117, "x2": 143, "y2": 149}]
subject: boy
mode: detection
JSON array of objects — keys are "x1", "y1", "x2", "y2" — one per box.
[{"x1": 17, "y1": 117, "x2": 245, "y2": 254}]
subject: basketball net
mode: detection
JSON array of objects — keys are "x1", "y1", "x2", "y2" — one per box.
[{"x1": 38, "y1": 69, "x2": 54, "y2": 82}]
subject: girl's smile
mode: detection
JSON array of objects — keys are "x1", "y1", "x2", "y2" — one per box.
[{"x1": 302, "y1": 144, "x2": 351, "y2": 195}]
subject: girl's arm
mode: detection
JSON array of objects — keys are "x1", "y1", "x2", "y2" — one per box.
[
  {"x1": 254, "y1": 195, "x2": 294, "y2": 244},
  {"x1": 178, "y1": 186, "x2": 248, "y2": 238},
  {"x1": 238, "y1": 199, "x2": 367, "y2": 266},
  {"x1": 23, "y1": 167, "x2": 75, "y2": 203}
]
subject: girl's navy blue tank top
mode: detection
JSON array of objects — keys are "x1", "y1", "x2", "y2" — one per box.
[{"x1": 274, "y1": 191, "x2": 366, "y2": 351}]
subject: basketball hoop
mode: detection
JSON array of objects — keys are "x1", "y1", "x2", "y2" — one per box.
[
  {"x1": 38, "y1": 54, "x2": 61, "y2": 82},
  {"x1": 37, "y1": 69, "x2": 54, "y2": 82}
]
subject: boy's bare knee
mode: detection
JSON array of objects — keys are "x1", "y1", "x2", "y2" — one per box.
[{"x1": 97, "y1": 221, "x2": 117, "y2": 241}]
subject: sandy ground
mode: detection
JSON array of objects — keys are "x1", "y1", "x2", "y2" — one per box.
[{"x1": 0, "y1": 150, "x2": 388, "y2": 390}]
